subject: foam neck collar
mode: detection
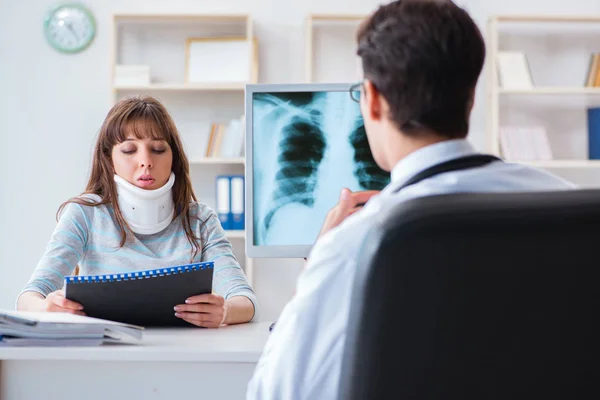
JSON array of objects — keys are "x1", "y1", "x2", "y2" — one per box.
[{"x1": 114, "y1": 172, "x2": 175, "y2": 235}]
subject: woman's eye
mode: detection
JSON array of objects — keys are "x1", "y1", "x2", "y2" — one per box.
[
  {"x1": 152, "y1": 148, "x2": 166, "y2": 154},
  {"x1": 121, "y1": 148, "x2": 136, "y2": 154}
]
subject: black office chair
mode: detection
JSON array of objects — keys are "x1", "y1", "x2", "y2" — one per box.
[{"x1": 339, "y1": 190, "x2": 600, "y2": 400}]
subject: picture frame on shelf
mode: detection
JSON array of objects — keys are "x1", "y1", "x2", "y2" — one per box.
[{"x1": 185, "y1": 37, "x2": 257, "y2": 84}]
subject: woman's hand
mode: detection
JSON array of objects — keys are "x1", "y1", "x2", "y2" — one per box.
[
  {"x1": 36, "y1": 290, "x2": 85, "y2": 315},
  {"x1": 174, "y1": 293, "x2": 227, "y2": 328}
]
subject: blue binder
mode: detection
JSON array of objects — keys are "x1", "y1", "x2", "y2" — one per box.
[
  {"x1": 216, "y1": 175, "x2": 232, "y2": 230},
  {"x1": 589, "y1": 107, "x2": 600, "y2": 160},
  {"x1": 230, "y1": 175, "x2": 245, "y2": 230}
]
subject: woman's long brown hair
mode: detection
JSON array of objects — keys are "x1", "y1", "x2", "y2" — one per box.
[{"x1": 57, "y1": 96, "x2": 203, "y2": 260}]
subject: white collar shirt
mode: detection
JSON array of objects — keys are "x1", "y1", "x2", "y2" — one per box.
[{"x1": 247, "y1": 139, "x2": 576, "y2": 400}]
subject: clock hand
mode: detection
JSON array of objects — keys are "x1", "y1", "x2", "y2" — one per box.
[{"x1": 65, "y1": 21, "x2": 79, "y2": 41}]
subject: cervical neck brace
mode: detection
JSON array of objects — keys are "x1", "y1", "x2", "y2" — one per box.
[{"x1": 114, "y1": 172, "x2": 176, "y2": 235}]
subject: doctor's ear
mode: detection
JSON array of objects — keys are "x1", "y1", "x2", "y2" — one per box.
[{"x1": 362, "y1": 79, "x2": 384, "y2": 122}]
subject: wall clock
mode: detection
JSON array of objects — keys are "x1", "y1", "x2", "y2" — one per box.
[{"x1": 44, "y1": 3, "x2": 96, "y2": 54}]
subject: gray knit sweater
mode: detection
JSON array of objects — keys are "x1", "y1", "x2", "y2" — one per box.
[{"x1": 19, "y1": 195, "x2": 258, "y2": 320}]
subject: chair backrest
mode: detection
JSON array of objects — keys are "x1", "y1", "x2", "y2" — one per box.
[{"x1": 339, "y1": 190, "x2": 600, "y2": 400}]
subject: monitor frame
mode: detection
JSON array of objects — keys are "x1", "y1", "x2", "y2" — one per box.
[{"x1": 244, "y1": 82, "x2": 360, "y2": 259}]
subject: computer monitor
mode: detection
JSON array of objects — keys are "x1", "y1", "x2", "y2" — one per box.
[{"x1": 245, "y1": 83, "x2": 391, "y2": 258}]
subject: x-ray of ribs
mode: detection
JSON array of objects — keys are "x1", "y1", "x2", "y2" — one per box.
[
  {"x1": 349, "y1": 124, "x2": 390, "y2": 190},
  {"x1": 263, "y1": 99, "x2": 327, "y2": 233}
]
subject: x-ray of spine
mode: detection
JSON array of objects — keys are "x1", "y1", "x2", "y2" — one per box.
[{"x1": 252, "y1": 91, "x2": 390, "y2": 246}]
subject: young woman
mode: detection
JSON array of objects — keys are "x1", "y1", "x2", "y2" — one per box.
[{"x1": 17, "y1": 96, "x2": 257, "y2": 328}]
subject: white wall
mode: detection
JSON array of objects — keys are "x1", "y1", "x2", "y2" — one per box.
[{"x1": 1, "y1": 0, "x2": 600, "y2": 320}]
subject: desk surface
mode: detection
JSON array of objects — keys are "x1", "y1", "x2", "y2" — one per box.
[{"x1": 0, "y1": 321, "x2": 272, "y2": 363}]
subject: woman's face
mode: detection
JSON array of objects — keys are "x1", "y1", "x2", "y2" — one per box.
[{"x1": 111, "y1": 135, "x2": 173, "y2": 190}]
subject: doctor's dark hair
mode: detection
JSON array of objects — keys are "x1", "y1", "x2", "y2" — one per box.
[
  {"x1": 356, "y1": 0, "x2": 485, "y2": 138},
  {"x1": 57, "y1": 96, "x2": 204, "y2": 261}
]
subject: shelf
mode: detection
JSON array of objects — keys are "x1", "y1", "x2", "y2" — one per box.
[
  {"x1": 112, "y1": 83, "x2": 247, "y2": 91},
  {"x1": 114, "y1": 14, "x2": 250, "y2": 23},
  {"x1": 491, "y1": 15, "x2": 600, "y2": 24},
  {"x1": 224, "y1": 230, "x2": 245, "y2": 239},
  {"x1": 498, "y1": 87, "x2": 600, "y2": 95},
  {"x1": 305, "y1": 14, "x2": 365, "y2": 82},
  {"x1": 486, "y1": 15, "x2": 600, "y2": 185},
  {"x1": 189, "y1": 158, "x2": 245, "y2": 165},
  {"x1": 510, "y1": 160, "x2": 600, "y2": 168},
  {"x1": 308, "y1": 14, "x2": 367, "y2": 22}
]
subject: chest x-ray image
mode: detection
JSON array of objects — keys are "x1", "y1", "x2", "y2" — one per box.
[{"x1": 252, "y1": 90, "x2": 391, "y2": 246}]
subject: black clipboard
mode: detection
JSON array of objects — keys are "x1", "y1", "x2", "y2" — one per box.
[{"x1": 65, "y1": 262, "x2": 214, "y2": 327}]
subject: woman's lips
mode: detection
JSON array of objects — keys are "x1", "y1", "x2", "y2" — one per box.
[{"x1": 137, "y1": 176, "x2": 155, "y2": 187}]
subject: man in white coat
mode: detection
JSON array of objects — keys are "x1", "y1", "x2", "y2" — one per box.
[{"x1": 246, "y1": 1, "x2": 575, "y2": 399}]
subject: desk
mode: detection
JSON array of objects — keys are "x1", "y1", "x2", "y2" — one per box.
[{"x1": 0, "y1": 321, "x2": 271, "y2": 400}]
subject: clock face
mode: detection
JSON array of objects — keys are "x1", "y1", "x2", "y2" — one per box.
[{"x1": 44, "y1": 4, "x2": 96, "y2": 53}]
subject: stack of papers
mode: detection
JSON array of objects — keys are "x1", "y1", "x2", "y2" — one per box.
[{"x1": 0, "y1": 310, "x2": 144, "y2": 347}]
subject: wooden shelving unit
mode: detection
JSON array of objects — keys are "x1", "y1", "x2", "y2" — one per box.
[
  {"x1": 109, "y1": 13, "x2": 255, "y2": 284},
  {"x1": 188, "y1": 157, "x2": 245, "y2": 165},
  {"x1": 112, "y1": 83, "x2": 246, "y2": 91},
  {"x1": 308, "y1": 14, "x2": 368, "y2": 22},
  {"x1": 110, "y1": 13, "x2": 256, "y2": 101},
  {"x1": 493, "y1": 15, "x2": 600, "y2": 23},
  {"x1": 224, "y1": 230, "x2": 246, "y2": 239},
  {"x1": 499, "y1": 87, "x2": 600, "y2": 95},
  {"x1": 511, "y1": 160, "x2": 600, "y2": 168},
  {"x1": 305, "y1": 13, "x2": 367, "y2": 83},
  {"x1": 486, "y1": 15, "x2": 600, "y2": 172}
]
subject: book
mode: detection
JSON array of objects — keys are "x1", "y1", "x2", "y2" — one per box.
[
  {"x1": 529, "y1": 127, "x2": 553, "y2": 161},
  {"x1": 205, "y1": 124, "x2": 217, "y2": 157},
  {"x1": 205, "y1": 118, "x2": 244, "y2": 158},
  {"x1": 588, "y1": 108, "x2": 600, "y2": 160},
  {"x1": 496, "y1": 51, "x2": 534, "y2": 89},
  {"x1": 499, "y1": 126, "x2": 553, "y2": 161},
  {"x1": 585, "y1": 54, "x2": 600, "y2": 87},
  {"x1": 206, "y1": 118, "x2": 245, "y2": 158},
  {"x1": 0, "y1": 310, "x2": 143, "y2": 347},
  {"x1": 215, "y1": 175, "x2": 245, "y2": 230},
  {"x1": 216, "y1": 176, "x2": 232, "y2": 229},
  {"x1": 212, "y1": 123, "x2": 226, "y2": 157},
  {"x1": 230, "y1": 175, "x2": 245, "y2": 230},
  {"x1": 65, "y1": 262, "x2": 214, "y2": 327}
]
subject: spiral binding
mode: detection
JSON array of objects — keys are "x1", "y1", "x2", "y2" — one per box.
[{"x1": 64, "y1": 261, "x2": 214, "y2": 284}]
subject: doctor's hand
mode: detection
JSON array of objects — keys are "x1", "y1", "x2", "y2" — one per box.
[
  {"x1": 174, "y1": 293, "x2": 226, "y2": 328},
  {"x1": 317, "y1": 188, "x2": 380, "y2": 240}
]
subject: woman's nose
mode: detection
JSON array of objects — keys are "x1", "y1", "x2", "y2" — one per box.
[{"x1": 139, "y1": 153, "x2": 153, "y2": 168}]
